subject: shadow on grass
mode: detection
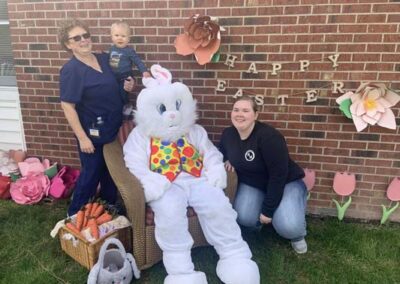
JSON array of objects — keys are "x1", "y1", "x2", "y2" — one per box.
[{"x1": 0, "y1": 200, "x2": 399, "y2": 284}]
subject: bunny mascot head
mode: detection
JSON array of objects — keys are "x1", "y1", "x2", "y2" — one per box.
[
  {"x1": 135, "y1": 65, "x2": 197, "y2": 142},
  {"x1": 123, "y1": 65, "x2": 260, "y2": 284}
]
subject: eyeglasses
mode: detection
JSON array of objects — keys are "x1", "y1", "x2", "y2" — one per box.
[{"x1": 68, "y1": 32, "x2": 91, "y2": 42}]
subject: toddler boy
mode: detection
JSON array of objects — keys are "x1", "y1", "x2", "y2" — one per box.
[{"x1": 109, "y1": 20, "x2": 151, "y2": 103}]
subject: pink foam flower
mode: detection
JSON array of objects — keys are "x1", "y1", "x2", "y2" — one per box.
[
  {"x1": 333, "y1": 171, "x2": 356, "y2": 197},
  {"x1": 10, "y1": 173, "x2": 50, "y2": 205},
  {"x1": 336, "y1": 82, "x2": 400, "y2": 132}
]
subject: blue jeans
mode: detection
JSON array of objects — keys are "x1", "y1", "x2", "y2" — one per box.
[{"x1": 233, "y1": 179, "x2": 307, "y2": 241}]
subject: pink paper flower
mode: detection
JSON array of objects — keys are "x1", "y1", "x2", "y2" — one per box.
[
  {"x1": 10, "y1": 174, "x2": 50, "y2": 205},
  {"x1": 336, "y1": 83, "x2": 400, "y2": 132},
  {"x1": 333, "y1": 171, "x2": 356, "y2": 196},
  {"x1": 174, "y1": 14, "x2": 223, "y2": 65},
  {"x1": 386, "y1": 177, "x2": 400, "y2": 202}
]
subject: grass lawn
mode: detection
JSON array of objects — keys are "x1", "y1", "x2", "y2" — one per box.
[{"x1": 0, "y1": 199, "x2": 399, "y2": 284}]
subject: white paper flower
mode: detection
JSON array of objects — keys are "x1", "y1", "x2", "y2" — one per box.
[{"x1": 336, "y1": 83, "x2": 400, "y2": 132}]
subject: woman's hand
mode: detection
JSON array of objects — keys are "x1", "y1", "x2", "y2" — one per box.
[
  {"x1": 79, "y1": 136, "x2": 95, "y2": 154},
  {"x1": 259, "y1": 214, "x2": 272, "y2": 225},
  {"x1": 124, "y1": 76, "x2": 135, "y2": 92},
  {"x1": 224, "y1": 160, "x2": 235, "y2": 172}
]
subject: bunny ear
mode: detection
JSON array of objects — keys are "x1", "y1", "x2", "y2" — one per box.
[
  {"x1": 150, "y1": 64, "x2": 172, "y2": 85},
  {"x1": 142, "y1": 76, "x2": 158, "y2": 88}
]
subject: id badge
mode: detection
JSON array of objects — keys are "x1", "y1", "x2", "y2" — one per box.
[{"x1": 89, "y1": 127, "x2": 100, "y2": 137}]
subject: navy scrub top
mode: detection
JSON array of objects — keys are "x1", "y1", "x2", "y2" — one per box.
[{"x1": 60, "y1": 53, "x2": 123, "y2": 145}]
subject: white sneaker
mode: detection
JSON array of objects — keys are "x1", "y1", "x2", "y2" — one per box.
[{"x1": 291, "y1": 239, "x2": 308, "y2": 254}]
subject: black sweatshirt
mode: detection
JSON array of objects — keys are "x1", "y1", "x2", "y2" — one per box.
[{"x1": 219, "y1": 121, "x2": 304, "y2": 218}]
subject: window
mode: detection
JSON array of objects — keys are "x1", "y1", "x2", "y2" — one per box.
[{"x1": 0, "y1": 0, "x2": 16, "y2": 86}]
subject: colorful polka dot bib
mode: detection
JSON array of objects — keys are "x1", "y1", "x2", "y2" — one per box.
[{"x1": 150, "y1": 136, "x2": 203, "y2": 182}]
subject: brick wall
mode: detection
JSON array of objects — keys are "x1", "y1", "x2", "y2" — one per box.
[{"x1": 7, "y1": 0, "x2": 400, "y2": 222}]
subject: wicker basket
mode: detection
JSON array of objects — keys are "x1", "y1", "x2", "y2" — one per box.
[{"x1": 59, "y1": 225, "x2": 132, "y2": 270}]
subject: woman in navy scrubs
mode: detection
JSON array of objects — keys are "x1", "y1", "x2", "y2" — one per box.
[{"x1": 58, "y1": 19, "x2": 135, "y2": 216}]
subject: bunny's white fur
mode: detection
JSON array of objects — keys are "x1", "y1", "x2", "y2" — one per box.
[
  {"x1": 124, "y1": 65, "x2": 226, "y2": 202},
  {"x1": 123, "y1": 65, "x2": 259, "y2": 284}
]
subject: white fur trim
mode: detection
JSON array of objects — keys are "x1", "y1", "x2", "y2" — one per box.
[
  {"x1": 164, "y1": 272, "x2": 207, "y2": 284},
  {"x1": 216, "y1": 258, "x2": 260, "y2": 284}
]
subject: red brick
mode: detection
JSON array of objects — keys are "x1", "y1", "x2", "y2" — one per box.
[
  {"x1": 373, "y1": 4, "x2": 400, "y2": 13},
  {"x1": 258, "y1": 6, "x2": 284, "y2": 15},
  {"x1": 357, "y1": 14, "x2": 386, "y2": 23},
  {"x1": 342, "y1": 4, "x2": 371, "y2": 13},
  {"x1": 271, "y1": 16, "x2": 297, "y2": 25},
  {"x1": 220, "y1": 0, "x2": 245, "y2": 6},
  {"x1": 284, "y1": 5, "x2": 311, "y2": 15},
  {"x1": 232, "y1": 8, "x2": 257, "y2": 16},
  {"x1": 310, "y1": 25, "x2": 338, "y2": 33},
  {"x1": 7, "y1": 0, "x2": 400, "y2": 223},
  {"x1": 99, "y1": 2, "x2": 121, "y2": 9},
  {"x1": 312, "y1": 5, "x2": 341, "y2": 14},
  {"x1": 383, "y1": 34, "x2": 400, "y2": 43},
  {"x1": 339, "y1": 24, "x2": 366, "y2": 33},
  {"x1": 111, "y1": 10, "x2": 134, "y2": 18}
]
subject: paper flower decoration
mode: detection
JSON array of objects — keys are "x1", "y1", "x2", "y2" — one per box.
[
  {"x1": 380, "y1": 177, "x2": 400, "y2": 224},
  {"x1": 336, "y1": 83, "x2": 400, "y2": 132},
  {"x1": 332, "y1": 171, "x2": 356, "y2": 220},
  {"x1": 174, "y1": 14, "x2": 224, "y2": 65}
]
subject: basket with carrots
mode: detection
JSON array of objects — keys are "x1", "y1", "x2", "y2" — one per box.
[
  {"x1": 58, "y1": 199, "x2": 132, "y2": 269},
  {"x1": 66, "y1": 199, "x2": 115, "y2": 241}
]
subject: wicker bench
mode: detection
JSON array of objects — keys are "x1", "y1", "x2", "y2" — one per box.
[{"x1": 103, "y1": 121, "x2": 238, "y2": 270}]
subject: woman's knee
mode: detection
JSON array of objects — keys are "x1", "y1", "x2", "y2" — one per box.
[
  {"x1": 235, "y1": 208, "x2": 259, "y2": 228},
  {"x1": 272, "y1": 215, "x2": 306, "y2": 240},
  {"x1": 233, "y1": 183, "x2": 264, "y2": 228}
]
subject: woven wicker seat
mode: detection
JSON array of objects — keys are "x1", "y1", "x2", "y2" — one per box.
[{"x1": 103, "y1": 122, "x2": 238, "y2": 270}]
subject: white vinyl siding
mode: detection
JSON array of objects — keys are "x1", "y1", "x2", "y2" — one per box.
[
  {"x1": 0, "y1": 87, "x2": 25, "y2": 150},
  {"x1": 0, "y1": 1, "x2": 25, "y2": 151}
]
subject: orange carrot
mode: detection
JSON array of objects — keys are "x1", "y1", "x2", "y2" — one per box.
[
  {"x1": 92, "y1": 202, "x2": 105, "y2": 218},
  {"x1": 96, "y1": 211, "x2": 113, "y2": 225},
  {"x1": 83, "y1": 201, "x2": 93, "y2": 228},
  {"x1": 90, "y1": 199, "x2": 100, "y2": 217},
  {"x1": 87, "y1": 218, "x2": 99, "y2": 240},
  {"x1": 75, "y1": 207, "x2": 85, "y2": 231},
  {"x1": 66, "y1": 222, "x2": 81, "y2": 236}
]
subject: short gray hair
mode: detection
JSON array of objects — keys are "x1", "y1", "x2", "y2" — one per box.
[{"x1": 57, "y1": 18, "x2": 89, "y2": 51}]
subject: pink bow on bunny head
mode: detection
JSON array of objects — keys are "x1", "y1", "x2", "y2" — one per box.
[{"x1": 142, "y1": 64, "x2": 172, "y2": 88}]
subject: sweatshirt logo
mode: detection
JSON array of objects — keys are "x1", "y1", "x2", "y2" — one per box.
[{"x1": 244, "y1": 150, "x2": 255, "y2": 161}]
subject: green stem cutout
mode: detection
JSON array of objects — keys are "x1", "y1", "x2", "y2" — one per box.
[
  {"x1": 332, "y1": 196, "x2": 352, "y2": 221},
  {"x1": 380, "y1": 202, "x2": 399, "y2": 225}
]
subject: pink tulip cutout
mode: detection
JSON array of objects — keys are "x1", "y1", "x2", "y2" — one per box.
[
  {"x1": 380, "y1": 177, "x2": 400, "y2": 224},
  {"x1": 303, "y1": 168, "x2": 316, "y2": 191},
  {"x1": 333, "y1": 172, "x2": 356, "y2": 196},
  {"x1": 303, "y1": 168, "x2": 316, "y2": 200},
  {"x1": 332, "y1": 171, "x2": 356, "y2": 220}
]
